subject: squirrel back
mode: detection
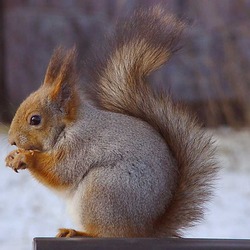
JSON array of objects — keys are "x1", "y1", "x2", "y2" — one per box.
[{"x1": 84, "y1": 6, "x2": 217, "y2": 237}]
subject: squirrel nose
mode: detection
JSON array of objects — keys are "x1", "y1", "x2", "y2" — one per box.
[
  {"x1": 8, "y1": 134, "x2": 17, "y2": 146},
  {"x1": 9, "y1": 139, "x2": 16, "y2": 146}
]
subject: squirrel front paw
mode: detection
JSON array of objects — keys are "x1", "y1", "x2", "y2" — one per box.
[{"x1": 5, "y1": 149, "x2": 34, "y2": 173}]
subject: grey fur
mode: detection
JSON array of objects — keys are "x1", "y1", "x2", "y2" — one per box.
[{"x1": 55, "y1": 103, "x2": 178, "y2": 236}]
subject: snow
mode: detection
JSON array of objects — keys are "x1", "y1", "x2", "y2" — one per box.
[
  {"x1": 0, "y1": 128, "x2": 250, "y2": 249},
  {"x1": 0, "y1": 133, "x2": 73, "y2": 250},
  {"x1": 186, "y1": 128, "x2": 250, "y2": 239}
]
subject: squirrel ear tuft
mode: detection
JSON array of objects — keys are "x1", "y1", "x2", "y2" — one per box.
[
  {"x1": 44, "y1": 46, "x2": 78, "y2": 105},
  {"x1": 44, "y1": 46, "x2": 67, "y2": 85}
]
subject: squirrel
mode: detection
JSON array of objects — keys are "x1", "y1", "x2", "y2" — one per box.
[{"x1": 5, "y1": 6, "x2": 217, "y2": 238}]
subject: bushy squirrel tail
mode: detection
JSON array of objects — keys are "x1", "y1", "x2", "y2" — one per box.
[{"x1": 85, "y1": 6, "x2": 218, "y2": 237}]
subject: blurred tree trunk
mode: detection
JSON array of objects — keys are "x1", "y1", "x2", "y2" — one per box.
[{"x1": 0, "y1": 1, "x2": 10, "y2": 123}]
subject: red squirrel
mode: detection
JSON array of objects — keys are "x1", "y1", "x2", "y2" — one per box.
[{"x1": 5, "y1": 6, "x2": 218, "y2": 237}]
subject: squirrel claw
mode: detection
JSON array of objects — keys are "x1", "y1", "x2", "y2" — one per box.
[{"x1": 14, "y1": 168, "x2": 19, "y2": 173}]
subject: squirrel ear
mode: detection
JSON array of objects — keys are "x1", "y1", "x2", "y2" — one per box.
[
  {"x1": 44, "y1": 46, "x2": 66, "y2": 85},
  {"x1": 44, "y1": 47, "x2": 79, "y2": 107}
]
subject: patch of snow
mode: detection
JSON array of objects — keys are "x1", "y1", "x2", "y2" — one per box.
[
  {"x1": 0, "y1": 133, "x2": 73, "y2": 250},
  {"x1": 186, "y1": 128, "x2": 250, "y2": 239}
]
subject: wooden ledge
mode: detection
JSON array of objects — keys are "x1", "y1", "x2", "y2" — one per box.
[{"x1": 33, "y1": 237, "x2": 250, "y2": 250}]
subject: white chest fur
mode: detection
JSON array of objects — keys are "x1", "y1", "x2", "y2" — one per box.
[{"x1": 65, "y1": 184, "x2": 87, "y2": 231}]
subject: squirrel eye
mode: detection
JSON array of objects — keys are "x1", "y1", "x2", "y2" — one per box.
[{"x1": 30, "y1": 115, "x2": 41, "y2": 126}]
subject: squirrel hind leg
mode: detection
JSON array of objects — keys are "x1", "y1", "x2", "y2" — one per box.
[{"x1": 56, "y1": 228, "x2": 93, "y2": 238}]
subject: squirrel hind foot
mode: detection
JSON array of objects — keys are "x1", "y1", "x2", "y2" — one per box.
[{"x1": 56, "y1": 228, "x2": 92, "y2": 238}]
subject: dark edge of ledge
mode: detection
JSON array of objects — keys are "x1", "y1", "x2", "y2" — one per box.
[{"x1": 33, "y1": 237, "x2": 250, "y2": 250}]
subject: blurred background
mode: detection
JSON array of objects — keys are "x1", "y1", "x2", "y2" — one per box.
[{"x1": 0, "y1": 0, "x2": 250, "y2": 249}]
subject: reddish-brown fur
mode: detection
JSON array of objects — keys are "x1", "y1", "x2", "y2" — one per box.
[
  {"x1": 6, "y1": 48, "x2": 79, "y2": 190},
  {"x1": 6, "y1": 148, "x2": 69, "y2": 190}
]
